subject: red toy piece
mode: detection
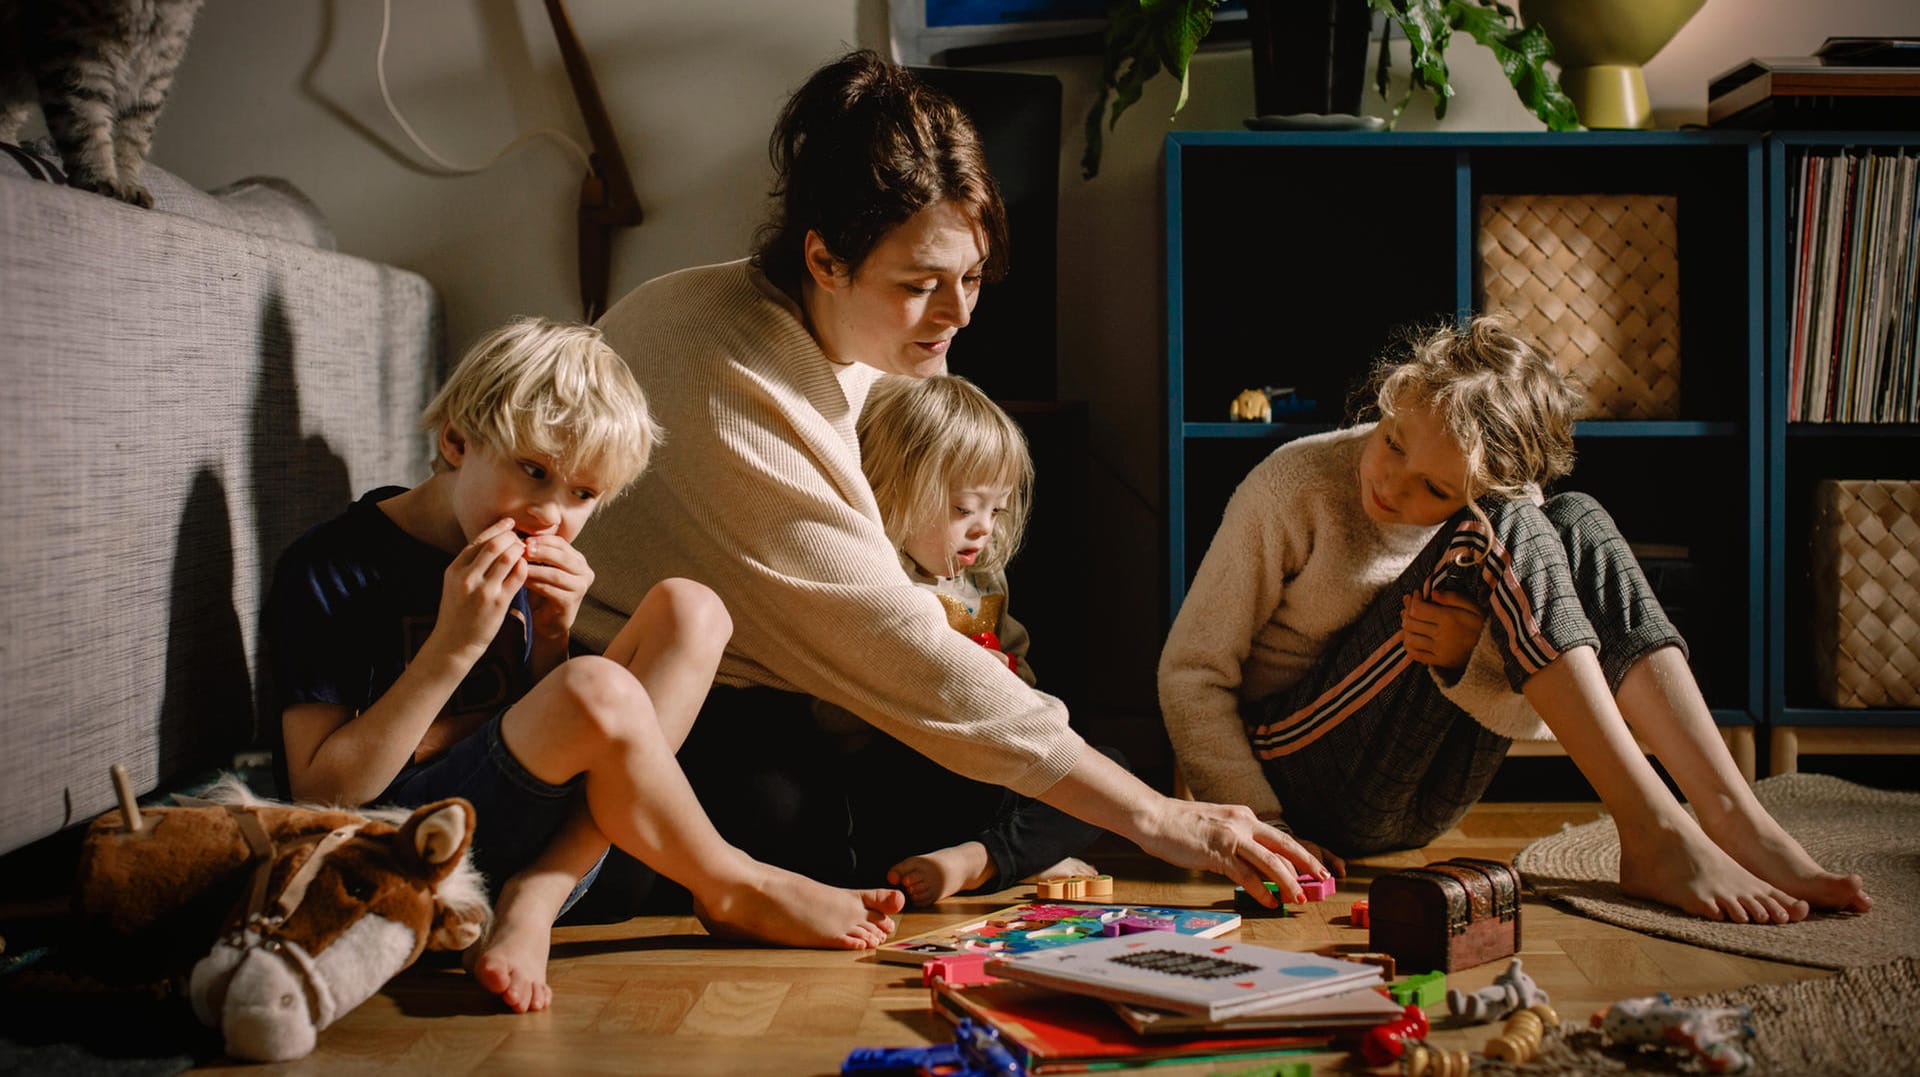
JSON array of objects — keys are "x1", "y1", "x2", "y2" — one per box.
[
  {"x1": 967, "y1": 631, "x2": 1019, "y2": 673},
  {"x1": 1359, "y1": 1004, "x2": 1431, "y2": 1067},
  {"x1": 1350, "y1": 899, "x2": 1369, "y2": 928}
]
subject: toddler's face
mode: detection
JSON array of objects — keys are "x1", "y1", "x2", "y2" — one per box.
[
  {"x1": 446, "y1": 431, "x2": 610, "y2": 546},
  {"x1": 902, "y1": 484, "x2": 1011, "y2": 579},
  {"x1": 1358, "y1": 400, "x2": 1470, "y2": 527}
]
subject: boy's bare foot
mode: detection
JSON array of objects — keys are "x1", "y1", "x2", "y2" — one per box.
[
  {"x1": 1617, "y1": 816, "x2": 1809, "y2": 924},
  {"x1": 463, "y1": 905, "x2": 555, "y2": 1013},
  {"x1": 887, "y1": 841, "x2": 996, "y2": 906},
  {"x1": 694, "y1": 866, "x2": 903, "y2": 949},
  {"x1": 1697, "y1": 806, "x2": 1872, "y2": 913}
]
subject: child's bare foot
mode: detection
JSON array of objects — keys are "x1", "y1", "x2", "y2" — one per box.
[
  {"x1": 887, "y1": 841, "x2": 996, "y2": 906},
  {"x1": 463, "y1": 905, "x2": 555, "y2": 1013},
  {"x1": 1696, "y1": 805, "x2": 1872, "y2": 913},
  {"x1": 694, "y1": 865, "x2": 903, "y2": 949},
  {"x1": 1617, "y1": 816, "x2": 1809, "y2": 924}
]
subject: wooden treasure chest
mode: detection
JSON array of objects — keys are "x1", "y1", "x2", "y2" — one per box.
[{"x1": 1367, "y1": 857, "x2": 1521, "y2": 974}]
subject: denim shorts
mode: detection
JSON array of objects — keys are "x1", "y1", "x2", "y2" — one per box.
[{"x1": 380, "y1": 710, "x2": 605, "y2": 916}]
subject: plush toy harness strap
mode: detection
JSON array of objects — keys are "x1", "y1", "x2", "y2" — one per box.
[{"x1": 216, "y1": 804, "x2": 367, "y2": 1032}]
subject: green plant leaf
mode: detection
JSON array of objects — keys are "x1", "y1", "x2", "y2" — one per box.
[
  {"x1": 1445, "y1": 1, "x2": 1579, "y2": 129},
  {"x1": 1372, "y1": 0, "x2": 1454, "y2": 122},
  {"x1": 1081, "y1": 0, "x2": 1218, "y2": 179},
  {"x1": 1151, "y1": 0, "x2": 1216, "y2": 114},
  {"x1": 1365, "y1": 0, "x2": 1576, "y2": 131}
]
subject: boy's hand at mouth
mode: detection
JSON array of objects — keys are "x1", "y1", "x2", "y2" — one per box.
[{"x1": 520, "y1": 530, "x2": 594, "y2": 644}]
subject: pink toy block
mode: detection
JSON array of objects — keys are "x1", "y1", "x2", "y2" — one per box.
[
  {"x1": 1298, "y1": 876, "x2": 1335, "y2": 902},
  {"x1": 922, "y1": 953, "x2": 1000, "y2": 988}
]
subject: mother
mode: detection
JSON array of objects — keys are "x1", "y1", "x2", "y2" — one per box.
[{"x1": 573, "y1": 50, "x2": 1323, "y2": 903}]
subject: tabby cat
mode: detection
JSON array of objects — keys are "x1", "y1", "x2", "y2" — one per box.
[{"x1": 1, "y1": 0, "x2": 205, "y2": 207}]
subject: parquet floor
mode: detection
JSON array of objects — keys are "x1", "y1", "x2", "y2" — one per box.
[{"x1": 229, "y1": 802, "x2": 1827, "y2": 1075}]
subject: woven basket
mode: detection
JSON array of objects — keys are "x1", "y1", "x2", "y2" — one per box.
[
  {"x1": 1479, "y1": 194, "x2": 1682, "y2": 420},
  {"x1": 1811, "y1": 479, "x2": 1920, "y2": 708}
]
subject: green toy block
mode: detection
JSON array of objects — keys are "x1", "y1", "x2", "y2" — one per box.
[
  {"x1": 1233, "y1": 882, "x2": 1292, "y2": 918},
  {"x1": 1387, "y1": 969, "x2": 1446, "y2": 1009}
]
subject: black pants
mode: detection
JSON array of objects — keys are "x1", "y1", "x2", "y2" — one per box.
[{"x1": 672, "y1": 685, "x2": 1121, "y2": 891}]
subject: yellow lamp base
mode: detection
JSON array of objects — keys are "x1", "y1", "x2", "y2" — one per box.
[{"x1": 1559, "y1": 63, "x2": 1653, "y2": 129}]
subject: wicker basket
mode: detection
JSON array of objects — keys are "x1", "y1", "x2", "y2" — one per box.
[
  {"x1": 1810, "y1": 479, "x2": 1920, "y2": 708},
  {"x1": 1479, "y1": 193, "x2": 1682, "y2": 420}
]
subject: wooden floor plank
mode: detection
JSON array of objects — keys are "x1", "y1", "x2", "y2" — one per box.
[{"x1": 214, "y1": 801, "x2": 1832, "y2": 1075}]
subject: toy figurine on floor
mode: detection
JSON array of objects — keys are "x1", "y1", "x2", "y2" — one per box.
[
  {"x1": 1595, "y1": 993, "x2": 1754, "y2": 1073},
  {"x1": 1445, "y1": 955, "x2": 1550, "y2": 1022},
  {"x1": 841, "y1": 1017, "x2": 1022, "y2": 1076}
]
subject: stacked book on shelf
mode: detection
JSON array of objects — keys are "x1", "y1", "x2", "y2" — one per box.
[{"x1": 1786, "y1": 147, "x2": 1920, "y2": 422}]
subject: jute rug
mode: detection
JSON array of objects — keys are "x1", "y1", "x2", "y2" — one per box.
[
  {"x1": 1515, "y1": 773, "x2": 1920, "y2": 969},
  {"x1": 1477, "y1": 957, "x2": 1920, "y2": 1076}
]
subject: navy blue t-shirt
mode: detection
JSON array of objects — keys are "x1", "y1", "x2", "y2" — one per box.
[{"x1": 266, "y1": 486, "x2": 534, "y2": 791}]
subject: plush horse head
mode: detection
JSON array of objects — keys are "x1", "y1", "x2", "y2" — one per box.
[{"x1": 76, "y1": 777, "x2": 490, "y2": 1062}]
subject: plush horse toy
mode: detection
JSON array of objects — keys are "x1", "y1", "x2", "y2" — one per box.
[{"x1": 72, "y1": 769, "x2": 491, "y2": 1062}]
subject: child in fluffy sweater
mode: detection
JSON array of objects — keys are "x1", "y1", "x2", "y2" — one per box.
[{"x1": 1158, "y1": 316, "x2": 1869, "y2": 923}]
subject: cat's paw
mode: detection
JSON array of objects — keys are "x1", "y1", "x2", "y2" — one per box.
[{"x1": 119, "y1": 183, "x2": 154, "y2": 208}]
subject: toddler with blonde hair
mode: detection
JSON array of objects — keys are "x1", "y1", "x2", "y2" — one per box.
[{"x1": 839, "y1": 374, "x2": 1120, "y2": 904}]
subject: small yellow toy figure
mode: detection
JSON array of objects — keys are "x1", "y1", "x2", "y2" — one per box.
[{"x1": 1229, "y1": 388, "x2": 1272, "y2": 422}]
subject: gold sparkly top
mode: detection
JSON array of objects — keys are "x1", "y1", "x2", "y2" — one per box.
[{"x1": 937, "y1": 591, "x2": 1006, "y2": 637}]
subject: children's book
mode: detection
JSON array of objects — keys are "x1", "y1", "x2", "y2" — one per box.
[
  {"x1": 984, "y1": 931, "x2": 1384, "y2": 1021},
  {"x1": 875, "y1": 900, "x2": 1241, "y2": 967},
  {"x1": 930, "y1": 978, "x2": 1329, "y2": 1074},
  {"x1": 1109, "y1": 984, "x2": 1405, "y2": 1035}
]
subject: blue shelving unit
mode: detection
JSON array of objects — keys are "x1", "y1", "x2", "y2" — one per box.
[
  {"x1": 1165, "y1": 130, "x2": 1766, "y2": 728},
  {"x1": 1764, "y1": 131, "x2": 1920, "y2": 771}
]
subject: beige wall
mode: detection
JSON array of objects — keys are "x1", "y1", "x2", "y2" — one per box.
[{"x1": 152, "y1": 0, "x2": 1915, "y2": 719}]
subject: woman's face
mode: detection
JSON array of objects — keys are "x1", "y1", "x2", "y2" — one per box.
[{"x1": 804, "y1": 200, "x2": 986, "y2": 378}]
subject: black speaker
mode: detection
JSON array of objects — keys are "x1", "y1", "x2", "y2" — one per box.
[{"x1": 910, "y1": 66, "x2": 1062, "y2": 403}]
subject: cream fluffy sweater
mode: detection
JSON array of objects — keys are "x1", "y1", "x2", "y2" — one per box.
[
  {"x1": 1157, "y1": 426, "x2": 1549, "y2": 822},
  {"x1": 573, "y1": 260, "x2": 1085, "y2": 798}
]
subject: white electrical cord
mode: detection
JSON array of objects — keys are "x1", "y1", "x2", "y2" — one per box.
[{"x1": 374, "y1": 0, "x2": 593, "y2": 175}]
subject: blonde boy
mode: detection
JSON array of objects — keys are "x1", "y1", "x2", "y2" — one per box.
[{"x1": 266, "y1": 318, "x2": 902, "y2": 1013}]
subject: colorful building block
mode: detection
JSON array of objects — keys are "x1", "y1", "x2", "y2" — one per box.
[
  {"x1": 1036, "y1": 873, "x2": 1112, "y2": 901},
  {"x1": 921, "y1": 953, "x2": 999, "y2": 988},
  {"x1": 1234, "y1": 882, "x2": 1292, "y2": 918},
  {"x1": 1349, "y1": 899, "x2": 1369, "y2": 928},
  {"x1": 1387, "y1": 970, "x2": 1447, "y2": 1010},
  {"x1": 1297, "y1": 875, "x2": 1335, "y2": 901}
]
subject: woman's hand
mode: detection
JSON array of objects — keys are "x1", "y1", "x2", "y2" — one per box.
[
  {"x1": 1137, "y1": 797, "x2": 1331, "y2": 906},
  {"x1": 1401, "y1": 588, "x2": 1486, "y2": 671}
]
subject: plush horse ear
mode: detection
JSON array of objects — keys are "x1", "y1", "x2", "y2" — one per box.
[
  {"x1": 393, "y1": 798, "x2": 490, "y2": 951},
  {"x1": 396, "y1": 798, "x2": 474, "y2": 880}
]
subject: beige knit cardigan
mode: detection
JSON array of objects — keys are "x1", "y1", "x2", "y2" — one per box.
[{"x1": 573, "y1": 261, "x2": 1085, "y2": 797}]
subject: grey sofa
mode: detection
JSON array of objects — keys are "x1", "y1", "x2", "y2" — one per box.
[{"x1": 0, "y1": 150, "x2": 443, "y2": 856}]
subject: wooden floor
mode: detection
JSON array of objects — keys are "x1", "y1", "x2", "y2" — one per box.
[{"x1": 233, "y1": 801, "x2": 1827, "y2": 1076}]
